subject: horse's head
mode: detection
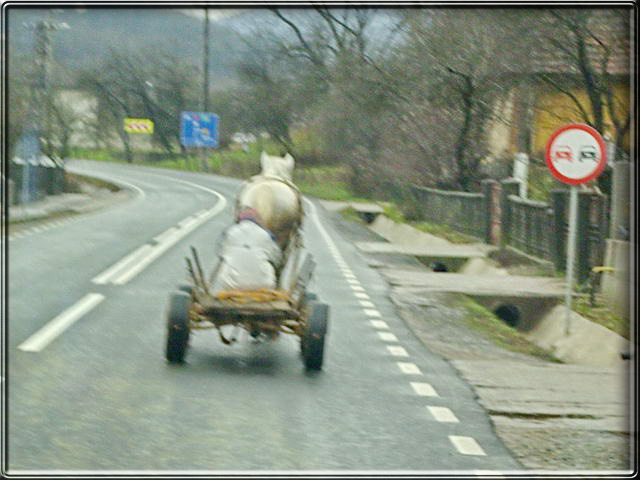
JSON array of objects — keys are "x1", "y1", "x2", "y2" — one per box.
[{"x1": 260, "y1": 151, "x2": 295, "y2": 182}]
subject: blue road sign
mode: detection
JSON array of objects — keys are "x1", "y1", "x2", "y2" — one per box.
[{"x1": 180, "y1": 111, "x2": 219, "y2": 148}]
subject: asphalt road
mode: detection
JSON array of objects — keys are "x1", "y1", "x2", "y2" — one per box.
[{"x1": 6, "y1": 160, "x2": 523, "y2": 473}]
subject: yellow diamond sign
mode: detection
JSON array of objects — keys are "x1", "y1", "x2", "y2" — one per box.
[{"x1": 124, "y1": 118, "x2": 154, "y2": 134}]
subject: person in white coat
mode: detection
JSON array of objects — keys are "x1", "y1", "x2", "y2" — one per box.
[{"x1": 210, "y1": 207, "x2": 283, "y2": 292}]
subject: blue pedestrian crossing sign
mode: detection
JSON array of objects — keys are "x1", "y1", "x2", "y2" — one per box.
[{"x1": 180, "y1": 111, "x2": 219, "y2": 148}]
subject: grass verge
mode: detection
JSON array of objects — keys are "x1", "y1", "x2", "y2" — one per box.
[
  {"x1": 383, "y1": 204, "x2": 476, "y2": 244},
  {"x1": 454, "y1": 295, "x2": 562, "y2": 363},
  {"x1": 573, "y1": 295, "x2": 629, "y2": 340}
]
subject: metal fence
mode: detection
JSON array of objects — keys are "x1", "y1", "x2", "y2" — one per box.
[
  {"x1": 9, "y1": 159, "x2": 66, "y2": 205},
  {"x1": 380, "y1": 176, "x2": 609, "y2": 285},
  {"x1": 503, "y1": 195, "x2": 555, "y2": 261},
  {"x1": 408, "y1": 184, "x2": 486, "y2": 239}
]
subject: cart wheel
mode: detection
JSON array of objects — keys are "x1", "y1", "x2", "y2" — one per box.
[
  {"x1": 302, "y1": 301, "x2": 329, "y2": 370},
  {"x1": 165, "y1": 292, "x2": 191, "y2": 364},
  {"x1": 300, "y1": 293, "x2": 318, "y2": 355}
]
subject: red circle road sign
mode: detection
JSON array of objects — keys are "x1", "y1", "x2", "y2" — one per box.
[{"x1": 545, "y1": 124, "x2": 607, "y2": 185}]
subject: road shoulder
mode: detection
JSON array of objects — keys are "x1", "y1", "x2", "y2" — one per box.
[{"x1": 322, "y1": 201, "x2": 631, "y2": 472}]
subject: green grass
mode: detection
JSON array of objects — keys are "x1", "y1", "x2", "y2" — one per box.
[
  {"x1": 455, "y1": 295, "x2": 562, "y2": 363},
  {"x1": 338, "y1": 206, "x2": 367, "y2": 225},
  {"x1": 573, "y1": 295, "x2": 629, "y2": 340},
  {"x1": 382, "y1": 204, "x2": 476, "y2": 244}
]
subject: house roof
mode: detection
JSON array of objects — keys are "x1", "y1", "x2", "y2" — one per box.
[{"x1": 531, "y1": 8, "x2": 631, "y2": 76}]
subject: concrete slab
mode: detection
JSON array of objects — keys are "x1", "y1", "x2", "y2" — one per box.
[
  {"x1": 355, "y1": 241, "x2": 489, "y2": 258},
  {"x1": 381, "y1": 268, "x2": 566, "y2": 298},
  {"x1": 524, "y1": 304, "x2": 630, "y2": 368},
  {"x1": 452, "y1": 359, "x2": 630, "y2": 432}
]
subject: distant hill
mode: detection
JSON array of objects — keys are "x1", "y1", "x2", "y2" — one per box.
[
  {"x1": 6, "y1": 7, "x2": 248, "y2": 85},
  {"x1": 6, "y1": 7, "x2": 405, "y2": 87}
]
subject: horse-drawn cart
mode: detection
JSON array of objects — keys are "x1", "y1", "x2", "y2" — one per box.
[{"x1": 165, "y1": 246, "x2": 329, "y2": 370}]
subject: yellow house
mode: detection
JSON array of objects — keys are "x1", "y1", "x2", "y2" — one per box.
[
  {"x1": 532, "y1": 81, "x2": 631, "y2": 157},
  {"x1": 487, "y1": 9, "x2": 631, "y2": 164}
]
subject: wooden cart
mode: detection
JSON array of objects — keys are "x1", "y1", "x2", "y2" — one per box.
[{"x1": 164, "y1": 246, "x2": 329, "y2": 370}]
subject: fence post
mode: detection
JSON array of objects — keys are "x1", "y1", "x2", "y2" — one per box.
[
  {"x1": 609, "y1": 161, "x2": 630, "y2": 240},
  {"x1": 551, "y1": 190, "x2": 567, "y2": 272},
  {"x1": 481, "y1": 179, "x2": 500, "y2": 245},
  {"x1": 500, "y1": 179, "x2": 520, "y2": 247},
  {"x1": 576, "y1": 191, "x2": 592, "y2": 284}
]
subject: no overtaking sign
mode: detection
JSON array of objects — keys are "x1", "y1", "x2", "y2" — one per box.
[
  {"x1": 545, "y1": 123, "x2": 606, "y2": 185},
  {"x1": 545, "y1": 123, "x2": 607, "y2": 336}
]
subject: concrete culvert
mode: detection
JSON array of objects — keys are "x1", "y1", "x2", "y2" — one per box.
[
  {"x1": 495, "y1": 304, "x2": 521, "y2": 328},
  {"x1": 431, "y1": 261, "x2": 448, "y2": 272}
]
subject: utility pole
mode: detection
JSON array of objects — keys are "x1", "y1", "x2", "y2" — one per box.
[
  {"x1": 200, "y1": 7, "x2": 210, "y2": 172},
  {"x1": 17, "y1": 18, "x2": 69, "y2": 204},
  {"x1": 203, "y1": 7, "x2": 210, "y2": 112}
]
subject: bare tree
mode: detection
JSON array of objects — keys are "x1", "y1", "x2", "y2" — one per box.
[
  {"x1": 385, "y1": 9, "x2": 536, "y2": 191},
  {"x1": 539, "y1": 8, "x2": 631, "y2": 164},
  {"x1": 77, "y1": 49, "x2": 199, "y2": 161}
]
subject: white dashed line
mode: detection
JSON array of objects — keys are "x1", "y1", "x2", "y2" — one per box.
[
  {"x1": 363, "y1": 309, "x2": 381, "y2": 317},
  {"x1": 370, "y1": 320, "x2": 389, "y2": 329},
  {"x1": 377, "y1": 331, "x2": 398, "y2": 342},
  {"x1": 346, "y1": 279, "x2": 360, "y2": 285},
  {"x1": 397, "y1": 362, "x2": 422, "y2": 375},
  {"x1": 351, "y1": 285, "x2": 365, "y2": 292},
  {"x1": 473, "y1": 471, "x2": 505, "y2": 478},
  {"x1": 428, "y1": 406, "x2": 459, "y2": 423},
  {"x1": 359, "y1": 300, "x2": 375, "y2": 308},
  {"x1": 411, "y1": 382, "x2": 438, "y2": 397},
  {"x1": 387, "y1": 345, "x2": 409, "y2": 357},
  {"x1": 449, "y1": 435, "x2": 486, "y2": 456},
  {"x1": 343, "y1": 273, "x2": 356, "y2": 278},
  {"x1": 354, "y1": 292, "x2": 369, "y2": 299},
  {"x1": 18, "y1": 293, "x2": 106, "y2": 352}
]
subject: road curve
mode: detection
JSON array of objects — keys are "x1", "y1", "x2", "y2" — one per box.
[{"x1": 6, "y1": 160, "x2": 523, "y2": 473}]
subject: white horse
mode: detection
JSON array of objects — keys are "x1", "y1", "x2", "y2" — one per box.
[{"x1": 235, "y1": 151, "x2": 303, "y2": 255}]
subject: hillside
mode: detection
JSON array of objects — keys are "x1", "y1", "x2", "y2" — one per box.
[{"x1": 6, "y1": 7, "x2": 247, "y2": 84}]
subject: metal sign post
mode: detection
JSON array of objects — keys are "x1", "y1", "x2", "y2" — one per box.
[
  {"x1": 545, "y1": 124, "x2": 607, "y2": 336},
  {"x1": 564, "y1": 186, "x2": 578, "y2": 335}
]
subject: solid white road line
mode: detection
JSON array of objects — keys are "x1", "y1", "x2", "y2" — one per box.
[
  {"x1": 428, "y1": 406, "x2": 459, "y2": 423},
  {"x1": 153, "y1": 226, "x2": 179, "y2": 244},
  {"x1": 378, "y1": 331, "x2": 398, "y2": 342},
  {"x1": 92, "y1": 245, "x2": 154, "y2": 284},
  {"x1": 411, "y1": 382, "x2": 438, "y2": 397},
  {"x1": 92, "y1": 174, "x2": 227, "y2": 286},
  {"x1": 387, "y1": 345, "x2": 409, "y2": 357},
  {"x1": 370, "y1": 320, "x2": 389, "y2": 329},
  {"x1": 449, "y1": 435, "x2": 487, "y2": 456},
  {"x1": 111, "y1": 208, "x2": 220, "y2": 285},
  {"x1": 398, "y1": 362, "x2": 422, "y2": 375},
  {"x1": 18, "y1": 293, "x2": 105, "y2": 352}
]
